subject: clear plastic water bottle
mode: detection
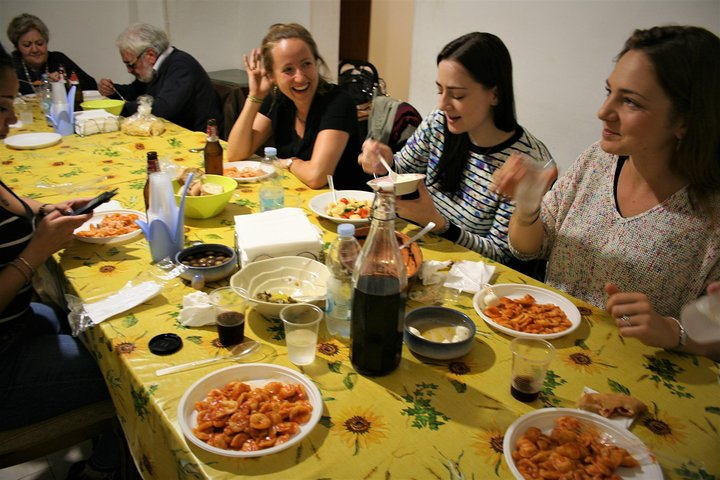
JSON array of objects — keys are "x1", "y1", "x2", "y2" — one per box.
[
  {"x1": 40, "y1": 73, "x2": 53, "y2": 126},
  {"x1": 259, "y1": 147, "x2": 284, "y2": 211},
  {"x1": 325, "y1": 223, "x2": 361, "y2": 339},
  {"x1": 680, "y1": 293, "x2": 720, "y2": 344}
]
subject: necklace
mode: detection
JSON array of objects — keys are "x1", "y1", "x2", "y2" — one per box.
[
  {"x1": 21, "y1": 59, "x2": 48, "y2": 87},
  {"x1": 296, "y1": 112, "x2": 306, "y2": 124}
]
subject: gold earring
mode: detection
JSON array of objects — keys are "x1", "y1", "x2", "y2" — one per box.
[{"x1": 273, "y1": 85, "x2": 279, "y2": 97}]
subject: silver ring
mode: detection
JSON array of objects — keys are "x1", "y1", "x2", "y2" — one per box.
[{"x1": 620, "y1": 314, "x2": 632, "y2": 327}]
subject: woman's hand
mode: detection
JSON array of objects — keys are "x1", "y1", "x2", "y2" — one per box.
[
  {"x1": 243, "y1": 48, "x2": 272, "y2": 100},
  {"x1": 491, "y1": 153, "x2": 557, "y2": 214},
  {"x1": 396, "y1": 182, "x2": 446, "y2": 232},
  {"x1": 358, "y1": 140, "x2": 394, "y2": 175},
  {"x1": 605, "y1": 283, "x2": 681, "y2": 349},
  {"x1": 31, "y1": 210, "x2": 91, "y2": 256}
]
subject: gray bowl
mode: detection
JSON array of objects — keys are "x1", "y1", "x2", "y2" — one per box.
[
  {"x1": 175, "y1": 243, "x2": 238, "y2": 283},
  {"x1": 404, "y1": 306, "x2": 476, "y2": 360}
]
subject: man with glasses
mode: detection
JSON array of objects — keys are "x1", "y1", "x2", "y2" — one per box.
[{"x1": 99, "y1": 23, "x2": 221, "y2": 133}]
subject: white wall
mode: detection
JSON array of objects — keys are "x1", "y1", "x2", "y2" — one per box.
[
  {"x1": 1, "y1": 0, "x2": 339, "y2": 84},
  {"x1": 3, "y1": 0, "x2": 718, "y2": 171},
  {"x1": 409, "y1": 0, "x2": 720, "y2": 172}
]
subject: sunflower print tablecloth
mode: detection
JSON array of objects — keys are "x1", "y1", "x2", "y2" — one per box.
[{"x1": 3, "y1": 112, "x2": 718, "y2": 480}]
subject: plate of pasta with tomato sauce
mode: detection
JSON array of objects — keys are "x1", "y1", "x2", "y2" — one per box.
[
  {"x1": 504, "y1": 408, "x2": 661, "y2": 479},
  {"x1": 177, "y1": 363, "x2": 322, "y2": 457},
  {"x1": 472, "y1": 284, "x2": 581, "y2": 339},
  {"x1": 73, "y1": 209, "x2": 145, "y2": 244},
  {"x1": 308, "y1": 190, "x2": 374, "y2": 224}
]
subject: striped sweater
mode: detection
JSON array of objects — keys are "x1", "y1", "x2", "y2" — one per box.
[
  {"x1": 0, "y1": 181, "x2": 35, "y2": 323},
  {"x1": 394, "y1": 109, "x2": 553, "y2": 262}
]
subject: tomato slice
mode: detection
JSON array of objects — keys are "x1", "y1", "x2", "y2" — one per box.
[{"x1": 358, "y1": 207, "x2": 369, "y2": 218}]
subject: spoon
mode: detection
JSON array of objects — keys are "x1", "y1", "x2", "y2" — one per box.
[
  {"x1": 327, "y1": 174, "x2": 338, "y2": 203},
  {"x1": 400, "y1": 222, "x2": 436, "y2": 250},
  {"x1": 112, "y1": 85, "x2": 126, "y2": 102},
  {"x1": 376, "y1": 152, "x2": 397, "y2": 181},
  {"x1": 155, "y1": 340, "x2": 260, "y2": 376}
]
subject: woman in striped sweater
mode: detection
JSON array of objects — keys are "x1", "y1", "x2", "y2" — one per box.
[{"x1": 358, "y1": 32, "x2": 553, "y2": 265}]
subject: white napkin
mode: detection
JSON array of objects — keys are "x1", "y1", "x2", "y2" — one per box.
[
  {"x1": 82, "y1": 281, "x2": 162, "y2": 325},
  {"x1": 443, "y1": 260, "x2": 495, "y2": 294},
  {"x1": 419, "y1": 260, "x2": 452, "y2": 285},
  {"x1": 179, "y1": 291, "x2": 217, "y2": 327},
  {"x1": 235, "y1": 208, "x2": 322, "y2": 266},
  {"x1": 74, "y1": 109, "x2": 119, "y2": 135}
]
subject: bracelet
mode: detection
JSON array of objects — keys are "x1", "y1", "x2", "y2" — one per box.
[
  {"x1": 669, "y1": 317, "x2": 688, "y2": 349},
  {"x1": 7, "y1": 259, "x2": 32, "y2": 284},
  {"x1": 15, "y1": 256, "x2": 35, "y2": 277},
  {"x1": 38, "y1": 203, "x2": 53, "y2": 217},
  {"x1": 516, "y1": 207, "x2": 541, "y2": 226},
  {"x1": 247, "y1": 95, "x2": 265, "y2": 104}
]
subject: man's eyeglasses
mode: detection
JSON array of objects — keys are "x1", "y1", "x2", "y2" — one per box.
[{"x1": 123, "y1": 50, "x2": 146, "y2": 70}]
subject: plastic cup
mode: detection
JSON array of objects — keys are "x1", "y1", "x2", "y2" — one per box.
[
  {"x1": 509, "y1": 337, "x2": 555, "y2": 402},
  {"x1": 16, "y1": 102, "x2": 33, "y2": 124},
  {"x1": 210, "y1": 287, "x2": 246, "y2": 347},
  {"x1": 281, "y1": 303, "x2": 323, "y2": 365},
  {"x1": 681, "y1": 293, "x2": 720, "y2": 343}
]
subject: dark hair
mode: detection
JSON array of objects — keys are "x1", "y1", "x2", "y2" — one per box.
[
  {"x1": 7, "y1": 13, "x2": 49, "y2": 48},
  {"x1": 434, "y1": 32, "x2": 517, "y2": 194},
  {"x1": 261, "y1": 23, "x2": 331, "y2": 104},
  {"x1": 618, "y1": 25, "x2": 720, "y2": 210},
  {"x1": 0, "y1": 50, "x2": 14, "y2": 78}
]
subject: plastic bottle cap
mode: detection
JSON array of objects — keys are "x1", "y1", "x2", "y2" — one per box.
[
  {"x1": 337, "y1": 223, "x2": 355, "y2": 237},
  {"x1": 264, "y1": 147, "x2": 277, "y2": 157},
  {"x1": 149, "y1": 333, "x2": 183, "y2": 355}
]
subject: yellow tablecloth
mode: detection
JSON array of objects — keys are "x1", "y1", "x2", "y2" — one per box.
[{"x1": 3, "y1": 111, "x2": 719, "y2": 480}]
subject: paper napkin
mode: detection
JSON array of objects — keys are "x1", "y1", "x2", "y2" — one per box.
[
  {"x1": 235, "y1": 208, "x2": 323, "y2": 266},
  {"x1": 443, "y1": 260, "x2": 496, "y2": 294}
]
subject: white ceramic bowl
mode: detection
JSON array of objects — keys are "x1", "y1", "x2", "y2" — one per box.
[
  {"x1": 504, "y1": 408, "x2": 661, "y2": 479},
  {"x1": 308, "y1": 190, "x2": 375, "y2": 224},
  {"x1": 472, "y1": 283, "x2": 581, "y2": 339},
  {"x1": 230, "y1": 256, "x2": 330, "y2": 318},
  {"x1": 73, "y1": 209, "x2": 145, "y2": 244},
  {"x1": 178, "y1": 363, "x2": 323, "y2": 457},
  {"x1": 367, "y1": 173, "x2": 425, "y2": 196}
]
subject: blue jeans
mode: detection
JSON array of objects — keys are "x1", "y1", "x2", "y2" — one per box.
[{"x1": 0, "y1": 302, "x2": 119, "y2": 469}]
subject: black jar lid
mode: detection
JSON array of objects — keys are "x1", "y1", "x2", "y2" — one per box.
[{"x1": 149, "y1": 333, "x2": 183, "y2": 356}]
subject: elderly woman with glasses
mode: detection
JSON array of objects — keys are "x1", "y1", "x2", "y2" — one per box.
[
  {"x1": 98, "y1": 22, "x2": 221, "y2": 133},
  {"x1": 6, "y1": 12, "x2": 97, "y2": 95}
]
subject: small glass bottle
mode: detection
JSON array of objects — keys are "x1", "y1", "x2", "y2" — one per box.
[
  {"x1": 259, "y1": 147, "x2": 284, "y2": 211},
  {"x1": 69, "y1": 71, "x2": 83, "y2": 111},
  {"x1": 40, "y1": 73, "x2": 53, "y2": 126},
  {"x1": 203, "y1": 118, "x2": 223, "y2": 175},
  {"x1": 325, "y1": 223, "x2": 362, "y2": 339},
  {"x1": 350, "y1": 181, "x2": 407, "y2": 375},
  {"x1": 143, "y1": 151, "x2": 160, "y2": 212}
]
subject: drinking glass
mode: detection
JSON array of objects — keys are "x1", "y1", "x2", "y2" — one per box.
[
  {"x1": 210, "y1": 286, "x2": 246, "y2": 347},
  {"x1": 510, "y1": 337, "x2": 555, "y2": 402},
  {"x1": 281, "y1": 303, "x2": 322, "y2": 365}
]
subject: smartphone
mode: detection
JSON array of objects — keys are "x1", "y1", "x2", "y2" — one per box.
[{"x1": 71, "y1": 188, "x2": 118, "y2": 216}]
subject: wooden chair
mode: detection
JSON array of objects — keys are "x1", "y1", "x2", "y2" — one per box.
[
  {"x1": 0, "y1": 400, "x2": 135, "y2": 478},
  {"x1": 211, "y1": 80, "x2": 246, "y2": 141}
]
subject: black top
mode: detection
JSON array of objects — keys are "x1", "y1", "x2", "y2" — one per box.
[
  {"x1": 111, "y1": 48, "x2": 222, "y2": 133},
  {"x1": 12, "y1": 50, "x2": 97, "y2": 95},
  {"x1": 0, "y1": 180, "x2": 35, "y2": 323},
  {"x1": 260, "y1": 85, "x2": 370, "y2": 191}
]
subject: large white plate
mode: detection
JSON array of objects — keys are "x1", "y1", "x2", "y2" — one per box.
[
  {"x1": 4, "y1": 132, "x2": 62, "y2": 150},
  {"x1": 223, "y1": 161, "x2": 274, "y2": 182},
  {"x1": 73, "y1": 209, "x2": 145, "y2": 244},
  {"x1": 504, "y1": 408, "x2": 662, "y2": 479},
  {"x1": 472, "y1": 283, "x2": 581, "y2": 339},
  {"x1": 178, "y1": 363, "x2": 323, "y2": 457},
  {"x1": 308, "y1": 190, "x2": 375, "y2": 225}
]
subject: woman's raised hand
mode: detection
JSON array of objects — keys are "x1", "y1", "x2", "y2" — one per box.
[
  {"x1": 491, "y1": 153, "x2": 557, "y2": 214},
  {"x1": 358, "y1": 139, "x2": 393, "y2": 175},
  {"x1": 243, "y1": 48, "x2": 272, "y2": 100}
]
